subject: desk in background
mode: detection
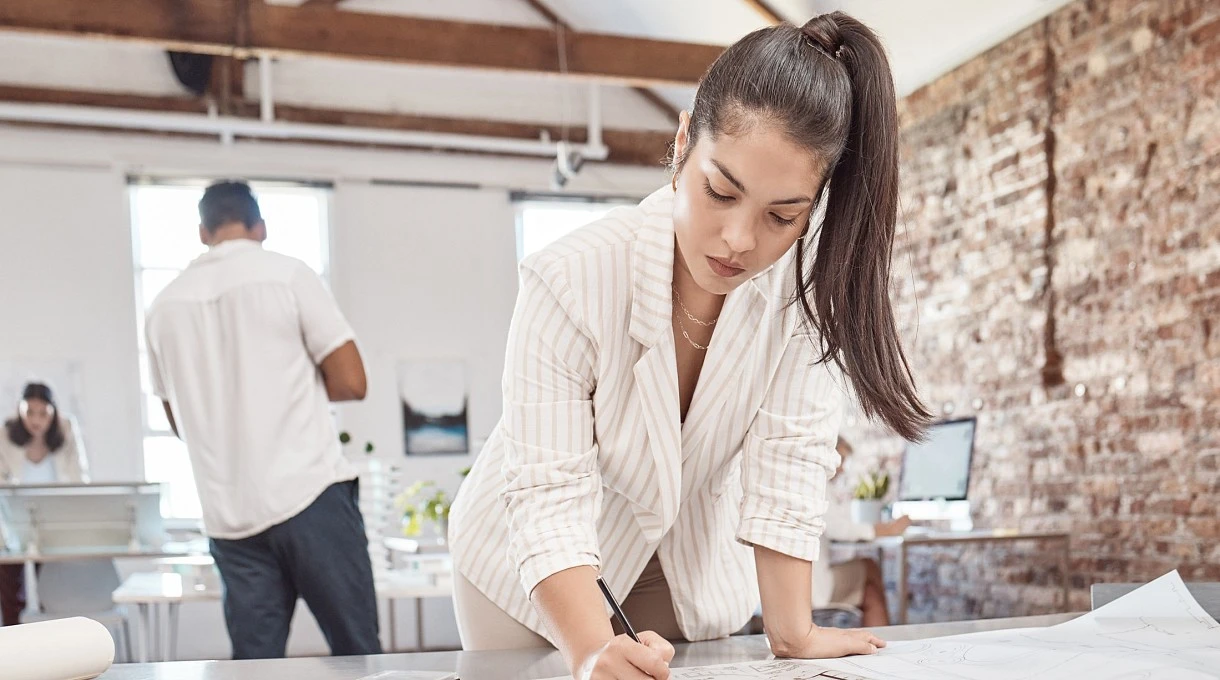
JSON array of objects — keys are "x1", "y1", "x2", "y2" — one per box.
[
  {"x1": 0, "y1": 544, "x2": 209, "y2": 566},
  {"x1": 112, "y1": 565, "x2": 454, "y2": 661},
  {"x1": 111, "y1": 573, "x2": 214, "y2": 663},
  {"x1": 0, "y1": 542, "x2": 210, "y2": 613},
  {"x1": 833, "y1": 529, "x2": 1071, "y2": 623}
]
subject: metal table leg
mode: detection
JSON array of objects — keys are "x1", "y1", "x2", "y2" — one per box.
[
  {"x1": 388, "y1": 598, "x2": 397, "y2": 653},
  {"x1": 169, "y1": 602, "x2": 180, "y2": 661},
  {"x1": 22, "y1": 559, "x2": 39, "y2": 614},
  {"x1": 415, "y1": 598, "x2": 424, "y2": 651},
  {"x1": 152, "y1": 603, "x2": 162, "y2": 662},
  {"x1": 121, "y1": 618, "x2": 134, "y2": 663},
  {"x1": 137, "y1": 603, "x2": 152, "y2": 663},
  {"x1": 897, "y1": 540, "x2": 909, "y2": 625}
]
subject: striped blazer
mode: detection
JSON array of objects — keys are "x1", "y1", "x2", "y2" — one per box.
[{"x1": 448, "y1": 184, "x2": 844, "y2": 642}]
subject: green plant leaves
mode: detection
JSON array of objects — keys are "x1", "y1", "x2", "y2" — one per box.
[
  {"x1": 853, "y1": 469, "x2": 891, "y2": 500},
  {"x1": 396, "y1": 480, "x2": 451, "y2": 536}
]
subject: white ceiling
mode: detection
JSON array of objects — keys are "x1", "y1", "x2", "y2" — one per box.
[
  {"x1": 269, "y1": 0, "x2": 1076, "y2": 95},
  {"x1": 792, "y1": 0, "x2": 1079, "y2": 95},
  {"x1": 0, "y1": 0, "x2": 1078, "y2": 132}
]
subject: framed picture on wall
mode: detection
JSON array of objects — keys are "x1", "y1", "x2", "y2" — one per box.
[{"x1": 398, "y1": 359, "x2": 469, "y2": 456}]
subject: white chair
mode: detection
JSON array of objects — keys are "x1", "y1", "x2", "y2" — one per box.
[{"x1": 20, "y1": 560, "x2": 133, "y2": 662}]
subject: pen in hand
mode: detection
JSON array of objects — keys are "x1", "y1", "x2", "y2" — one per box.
[{"x1": 596, "y1": 575, "x2": 640, "y2": 643}]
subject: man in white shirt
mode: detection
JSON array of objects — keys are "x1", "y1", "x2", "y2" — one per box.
[
  {"x1": 145, "y1": 181, "x2": 379, "y2": 659},
  {"x1": 816, "y1": 437, "x2": 911, "y2": 627}
]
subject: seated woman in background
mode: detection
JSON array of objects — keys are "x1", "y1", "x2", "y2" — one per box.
[
  {"x1": 815, "y1": 437, "x2": 909, "y2": 627},
  {"x1": 0, "y1": 382, "x2": 88, "y2": 485},
  {"x1": 0, "y1": 382, "x2": 90, "y2": 625}
]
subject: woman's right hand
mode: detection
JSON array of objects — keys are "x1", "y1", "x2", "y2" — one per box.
[{"x1": 575, "y1": 631, "x2": 675, "y2": 680}]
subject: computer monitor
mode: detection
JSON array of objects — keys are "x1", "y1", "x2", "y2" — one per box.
[{"x1": 898, "y1": 417, "x2": 976, "y2": 502}]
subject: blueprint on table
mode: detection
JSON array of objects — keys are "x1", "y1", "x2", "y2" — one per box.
[
  {"x1": 539, "y1": 570, "x2": 1219, "y2": 679},
  {"x1": 669, "y1": 659, "x2": 868, "y2": 679},
  {"x1": 541, "y1": 659, "x2": 872, "y2": 680},
  {"x1": 813, "y1": 569, "x2": 1220, "y2": 679}
]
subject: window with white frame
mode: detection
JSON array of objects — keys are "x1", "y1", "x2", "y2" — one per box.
[
  {"x1": 514, "y1": 197, "x2": 637, "y2": 260},
  {"x1": 129, "y1": 181, "x2": 331, "y2": 520}
]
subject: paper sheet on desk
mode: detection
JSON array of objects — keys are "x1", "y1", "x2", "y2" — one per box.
[
  {"x1": 813, "y1": 569, "x2": 1220, "y2": 679},
  {"x1": 539, "y1": 659, "x2": 872, "y2": 679},
  {"x1": 538, "y1": 571, "x2": 1219, "y2": 680},
  {"x1": 359, "y1": 672, "x2": 458, "y2": 680}
]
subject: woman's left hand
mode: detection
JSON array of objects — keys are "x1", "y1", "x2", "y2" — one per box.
[{"x1": 773, "y1": 625, "x2": 886, "y2": 659}]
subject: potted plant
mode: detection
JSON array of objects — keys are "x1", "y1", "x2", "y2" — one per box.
[
  {"x1": 338, "y1": 431, "x2": 376, "y2": 456},
  {"x1": 851, "y1": 469, "x2": 890, "y2": 525},
  {"x1": 338, "y1": 430, "x2": 383, "y2": 481},
  {"x1": 395, "y1": 481, "x2": 452, "y2": 539}
]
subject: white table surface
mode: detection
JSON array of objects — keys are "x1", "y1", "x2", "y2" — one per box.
[
  {"x1": 0, "y1": 541, "x2": 210, "y2": 565},
  {"x1": 96, "y1": 613, "x2": 1083, "y2": 680},
  {"x1": 113, "y1": 573, "x2": 220, "y2": 604},
  {"x1": 112, "y1": 570, "x2": 454, "y2": 604}
]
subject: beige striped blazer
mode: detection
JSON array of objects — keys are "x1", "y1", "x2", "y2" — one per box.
[{"x1": 448, "y1": 184, "x2": 844, "y2": 642}]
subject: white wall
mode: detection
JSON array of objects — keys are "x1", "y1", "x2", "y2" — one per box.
[
  {"x1": 332, "y1": 183, "x2": 519, "y2": 491},
  {"x1": 330, "y1": 183, "x2": 523, "y2": 651},
  {"x1": 0, "y1": 123, "x2": 666, "y2": 660},
  {"x1": 0, "y1": 165, "x2": 143, "y2": 482}
]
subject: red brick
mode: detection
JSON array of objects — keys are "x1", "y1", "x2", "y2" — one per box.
[
  {"x1": 843, "y1": 0, "x2": 1220, "y2": 623},
  {"x1": 1190, "y1": 16, "x2": 1220, "y2": 45}
]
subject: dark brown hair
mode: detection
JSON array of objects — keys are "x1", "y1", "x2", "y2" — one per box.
[
  {"x1": 675, "y1": 12, "x2": 931, "y2": 441},
  {"x1": 5, "y1": 382, "x2": 66, "y2": 452},
  {"x1": 199, "y1": 180, "x2": 262, "y2": 233}
]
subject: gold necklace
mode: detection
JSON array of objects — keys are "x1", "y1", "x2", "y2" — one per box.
[
  {"x1": 672, "y1": 286, "x2": 717, "y2": 326},
  {"x1": 674, "y1": 311, "x2": 709, "y2": 351},
  {"x1": 672, "y1": 286, "x2": 716, "y2": 351}
]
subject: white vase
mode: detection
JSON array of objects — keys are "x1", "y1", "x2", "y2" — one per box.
[{"x1": 851, "y1": 499, "x2": 884, "y2": 525}]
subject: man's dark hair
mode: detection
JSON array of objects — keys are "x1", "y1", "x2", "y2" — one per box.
[{"x1": 199, "y1": 181, "x2": 263, "y2": 233}]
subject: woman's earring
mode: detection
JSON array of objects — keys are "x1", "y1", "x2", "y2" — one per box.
[{"x1": 671, "y1": 174, "x2": 678, "y2": 191}]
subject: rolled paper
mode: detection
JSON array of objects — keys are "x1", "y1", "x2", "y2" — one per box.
[{"x1": 0, "y1": 617, "x2": 115, "y2": 680}]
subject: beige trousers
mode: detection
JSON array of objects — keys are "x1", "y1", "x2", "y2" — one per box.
[{"x1": 454, "y1": 553, "x2": 684, "y2": 651}]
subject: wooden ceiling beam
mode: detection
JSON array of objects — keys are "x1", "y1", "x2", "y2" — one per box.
[
  {"x1": 0, "y1": 85, "x2": 673, "y2": 166},
  {"x1": 520, "y1": 0, "x2": 682, "y2": 124},
  {"x1": 743, "y1": 0, "x2": 786, "y2": 26},
  {"x1": 0, "y1": 0, "x2": 238, "y2": 53},
  {"x1": 0, "y1": 0, "x2": 722, "y2": 87},
  {"x1": 0, "y1": 84, "x2": 209, "y2": 113}
]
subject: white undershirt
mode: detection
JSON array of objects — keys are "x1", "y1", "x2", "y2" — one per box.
[{"x1": 20, "y1": 455, "x2": 59, "y2": 485}]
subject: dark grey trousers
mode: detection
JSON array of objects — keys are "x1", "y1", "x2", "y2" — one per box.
[{"x1": 209, "y1": 480, "x2": 382, "y2": 659}]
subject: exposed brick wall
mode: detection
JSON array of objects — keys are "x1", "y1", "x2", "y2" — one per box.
[{"x1": 834, "y1": 0, "x2": 1220, "y2": 623}]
